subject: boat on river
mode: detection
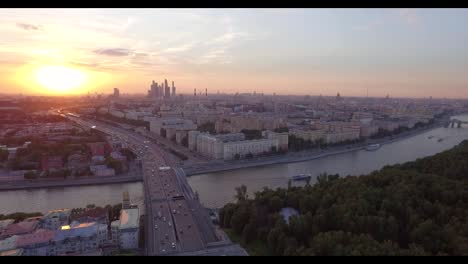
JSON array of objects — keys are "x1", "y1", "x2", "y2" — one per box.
[
  {"x1": 365, "y1": 144, "x2": 381, "y2": 151},
  {"x1": 292, "y1": 174, "x2": 312, "y2": 181}
]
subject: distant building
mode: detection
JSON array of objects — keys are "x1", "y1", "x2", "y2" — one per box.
[
  {"x1": 110, "y1": 151, "x2": 127, "y2": 162},
  {"x1": 149, "y1": 118, "x2": 197, "y2": 140},
  {"x1": 90, "y1": 165, "x2": 115, "y2": 177},
  {"x1": 113, "y1": 88, "x2": 120, "y2": 98},
  {"x1": 172, "y1": 81, "x2": 176, "y2": 96},
  {"x1": 40, "y1": 155, "x2": 64, "y2": 171},
  {"x1": 217, "y1": 114, "x2": 287, "y2": 133},
  {"x1": 164, "y1": 79, "x2": 170, "y2": 98},
  {"x1": 87, "y1": 142, "x2": 111, "y2": 157},
  {"x1": 67, "y1": 154, "x2": 88, "y2": 172}
]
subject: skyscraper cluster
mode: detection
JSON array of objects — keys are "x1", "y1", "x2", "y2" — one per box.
[{"x1": 148, "y1": 79, "x2": 176, "y2": 99}]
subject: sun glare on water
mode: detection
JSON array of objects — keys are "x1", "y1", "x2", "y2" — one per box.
[{"x1": 35, "y1": 66, "x2": 86, "y2": 94}]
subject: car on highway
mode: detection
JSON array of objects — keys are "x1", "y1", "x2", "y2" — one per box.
[
  {"x1": 171, "y1": 243, "x2": 176, "y2": 249},
  {"x1": 155, "y1": 224, "x2": 158, "y2": 229}
]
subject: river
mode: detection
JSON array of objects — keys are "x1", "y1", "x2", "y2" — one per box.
[
  {"x1": 188, "y1": 115, "x2": 468, "y2": 209},
  {"x1": 1, "y1": 115, "x2": 467, "y2": 215},
  {"x1": 0, "y1": 182, "x2": 145, "y2": 215}
]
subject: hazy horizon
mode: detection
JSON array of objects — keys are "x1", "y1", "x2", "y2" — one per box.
[{"x1": 1, "y1": 8, "x2": 468, "y2": 98}]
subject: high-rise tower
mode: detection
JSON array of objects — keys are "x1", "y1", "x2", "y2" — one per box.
[
  {"x1": 113, "y1": 88, "x2": 120, "y2": 98},
  {"x1": 172, "y1": 81, "x2": 176, "y2": 96},
  {"x1": 150, "y1": 81, "x2": 158, "y2": 97},
  {"x1": 164, "y1": 79, "x2": 170, "y2": 98}
]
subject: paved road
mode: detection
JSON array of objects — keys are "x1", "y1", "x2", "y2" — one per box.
[{"x1": 64, "y1": 115, "x2": 245, "y2": 256}]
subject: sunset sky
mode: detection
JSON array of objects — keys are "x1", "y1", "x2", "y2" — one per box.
[{"x1": 1, "y1": 8, "x2": 468, "y2": 98}]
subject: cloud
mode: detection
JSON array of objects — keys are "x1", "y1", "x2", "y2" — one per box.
[
  {"x1": 163, "y1": 43, "x2": 196, "y2": 53},
  {"x1": 94, "y1": 48, "x2": 132, "y2": 56},
  {"x1": 70, "y1": 61, "x2": 100, "y2": 68},
  {"x1": 213, "y1": 31, "x2": 247, "y2": 43},
  {"x1": 16, "y1": 22, "x2": 43, "y2": 31}
]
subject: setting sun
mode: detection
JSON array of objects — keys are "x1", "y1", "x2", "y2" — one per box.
[{"x1": 34, "y1": 66, "x2": 86, "y2": 94}]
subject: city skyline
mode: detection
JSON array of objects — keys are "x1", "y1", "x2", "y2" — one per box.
[{"x1": 1, "y1": 8, "x2": 468, "y2": 98}]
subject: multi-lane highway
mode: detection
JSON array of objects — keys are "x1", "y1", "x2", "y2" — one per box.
[{"x1": 65, "y1": 114, "x2": 246, "y2": 256}]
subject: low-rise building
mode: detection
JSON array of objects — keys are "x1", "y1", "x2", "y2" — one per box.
[
  {"x1": 0, "y1": 219, "x2": 39, "y2": 240},
  {"x1": 90, "y1": 165, "x2": 115, "y2": 177},
  {"x1": 67, "y1": 154, "x2": 89, "y2": 172},
  {"x1": 51, "y1": 222, "x2": 108, "y2": 256},
  {"x1": 40, "y1": 155, "x2": 64, "y2": 171},
  {"x1": 16, "y1": 229, "x2": 55, "y2": 256},
  {"x1": 111, "y1": 208, "x2": 140, "y2": 250},
  {"x1": 41, "y1": 209, "x2": 71, "y2": 230}
]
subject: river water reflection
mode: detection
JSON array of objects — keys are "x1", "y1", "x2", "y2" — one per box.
[{"x1": 188, "y1": 115, "x2": 468, "y2": 208}]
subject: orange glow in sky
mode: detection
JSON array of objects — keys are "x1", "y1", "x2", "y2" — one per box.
[{"x1": 34, "y1": 65, "x2": 86, "y2": 94}]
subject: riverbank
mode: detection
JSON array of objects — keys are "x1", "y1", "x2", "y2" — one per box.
[
  {"x1": 183, "y1": 121, "x2": 445, "y2": 176},
  {"x1": 0, "y1": 174, "x2": 142, "y2": 191}
]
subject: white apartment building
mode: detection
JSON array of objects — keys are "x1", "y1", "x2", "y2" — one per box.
[{"x1": 188, "y1": 131, "x2": 287, "y2": 160}]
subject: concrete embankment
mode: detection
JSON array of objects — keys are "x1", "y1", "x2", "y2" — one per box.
[{"x1": 0, "y1": 175, "x2": 142, "y2": 191}]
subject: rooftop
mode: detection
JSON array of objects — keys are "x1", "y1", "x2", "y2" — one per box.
[
  {"x1": 119, "y1": 208, "x2": 139, "y2": 230},
  {"x1": 0, "y1": 248, "x2": 23, "y2": 256},
  {"x1": 16, "y1": 229, "x2": 55, "y2": 248},
  {"x1": 0, "y1": 236, "x2": 17, "y2": 252},
  {"x1": 54, "y1": 222, "x2": 101, "y2": 241},
  {"x1": 0, "y1": 220, "x2": 39, "y2": 239},
  {"x1": 0, "y1": 219, "x2": 14, "y2": 230}
]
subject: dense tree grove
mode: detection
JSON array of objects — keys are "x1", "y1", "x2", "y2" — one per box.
[
  {"x1": 219, "y1": 140, "x2": 468, "y2": 256},
  {"x1": 241, "y1": 129, "x2": 263, "y2": 140},
  {"x1": 0, "y1": 212, "x2": 43, "y2": 223}
]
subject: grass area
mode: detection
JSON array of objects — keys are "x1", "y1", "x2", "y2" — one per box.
[{"x1": 224, "y1": 228, "x2": 271, "y2": 256}]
